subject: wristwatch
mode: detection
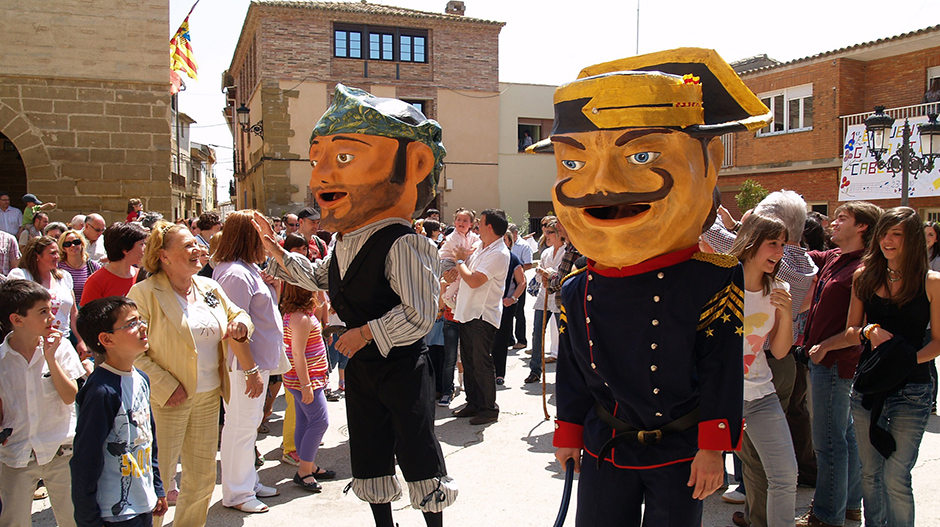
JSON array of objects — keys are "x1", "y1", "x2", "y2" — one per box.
[{"x1": 456, "y1": 259, "x2": 465, "y2": 265}]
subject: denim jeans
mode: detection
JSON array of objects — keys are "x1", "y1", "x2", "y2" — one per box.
[
  {"x1": 529, "y1": 309, "x2": 560, "y2": 376},
  {"x1": 851, "y1": 382, "x2": 933, "y2": 527},
  {"x1": 441, "y1": 319, "x2": 460, "y2": 396},
  {"x1": 809, "y1": 361, "x2": 862, "y2": 525},
  {"x1": 741, "y1": 393, "x2": 797, "y2": 527}
]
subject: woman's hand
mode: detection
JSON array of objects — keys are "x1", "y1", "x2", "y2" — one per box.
[
  {"x1": 224, "y1": 321, "x2": 249, "y2": 343},
  {"x1": 808, "y1": 344, "x2": 827, "y2": 365},
  {"x1": 442, "y1": 268, "x2": 458, "y2": 284},
  {"x1": 770, "y1": 288, "x2": 792, "y2": 316},
  {"x1": 301, "y1": 385, "x2": 315, "y2": 404},
  {"x1": 152, "y1": 497, "x2": 169, "y2": 517},
  {"x1": 245, "y1": 371, "x2": 264, "y2": 399},
  {"x1": 165, "y1": 384, "x2": 188, "y2": 407},
  {"x1": 869, "y1": 326, "x2": 894, "y2": 348}
]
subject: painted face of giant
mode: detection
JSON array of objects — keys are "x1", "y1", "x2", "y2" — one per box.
[
  {"x1": 551, "y1": 128, "x2": 723, "y2": 268},
  {"x1": 309, "y1": 134, "x2": 433, "y2": 234}
]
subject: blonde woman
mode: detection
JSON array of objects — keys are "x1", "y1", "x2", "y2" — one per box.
[{"x1": 128, "y1": 222, "x2": 254, "y2": 525}]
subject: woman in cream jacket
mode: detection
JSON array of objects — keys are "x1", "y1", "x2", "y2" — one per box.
[{"x1": 129, "y1": 222, "x2": 253, "y2": 527}]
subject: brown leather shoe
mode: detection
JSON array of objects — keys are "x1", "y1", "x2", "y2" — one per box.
[
  {"x1": 795, "y1": 512, "x2": 839, "y2": 527},
  {"x1": 452, "y1": 406, "x2": 478, "y2": 418},
  {"x1": 845, "y1": 508, "x2": 862, "y2": 521},
  {"x1": 732, "y1": 511, "x2": 749, "y2": 527}
]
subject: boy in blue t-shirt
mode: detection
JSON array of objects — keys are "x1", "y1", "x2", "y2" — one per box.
[{"x1": 74, "y1": 296, "x2": 167, "y2": 527}]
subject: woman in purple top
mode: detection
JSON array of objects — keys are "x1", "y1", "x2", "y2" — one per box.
[
  {"x1": 211, "y1": 210, "x2": 286, "y2": 514},
  {"x1": 57, "y1": 229, "x2": 99, "y2": 307}
]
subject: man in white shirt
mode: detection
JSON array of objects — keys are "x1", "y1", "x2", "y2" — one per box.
[
  {"x1": 81, "y1": 213, "x2": 107, "y2": 262},
  {"x1": 452, "y1": 208, "x2": 511, "y2": 425},
  {"x1": 0, "y1": 192, "x2": 23, "y2": 237}
]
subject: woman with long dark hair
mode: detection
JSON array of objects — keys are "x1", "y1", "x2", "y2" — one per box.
[
  {"x1": 924, "y1": 221, "x2": 940, "y2": 272},
  {"x1": 810, "y1": 207, "x2": 940, "y2": 527},
  {"x1": 730, "y1": 214, "x2": 797, "y2": 527}
]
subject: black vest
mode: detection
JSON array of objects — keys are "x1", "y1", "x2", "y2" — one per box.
[{"x1": 328, "y1": 223, "x2": 426, "y2": 361}]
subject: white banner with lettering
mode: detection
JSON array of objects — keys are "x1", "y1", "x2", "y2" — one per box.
[{"x1": 839, "y1": 116, "x2": 940, "y2": 201}]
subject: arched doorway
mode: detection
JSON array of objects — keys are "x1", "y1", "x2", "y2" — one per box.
[{"x1": 0, "y1": 132, "x2": 28, "y2": 211}]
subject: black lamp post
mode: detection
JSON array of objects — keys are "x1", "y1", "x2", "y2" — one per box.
[
  {"x1": 236, "y1": 103, "x2": 264, "y2": 139},
  {"x1": 864, "y1": 106, "x2": 940, "y2": 206}
]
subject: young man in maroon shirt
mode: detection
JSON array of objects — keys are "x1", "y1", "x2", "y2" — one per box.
[{"x1": 800, "y1": 201, "x2": 882, "y2": 527}]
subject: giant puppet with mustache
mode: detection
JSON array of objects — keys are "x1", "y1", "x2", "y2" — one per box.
[
  {"x1": 538, "y1": 49, "x2": 773, "y2": 527},
  {"x1": 255, "y1": 85, "x2": 455, "y2": 527}
]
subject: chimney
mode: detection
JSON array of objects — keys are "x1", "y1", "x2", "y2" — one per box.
[{"x1": 445, "y1": 1, "x2": 465, "y2": 15}]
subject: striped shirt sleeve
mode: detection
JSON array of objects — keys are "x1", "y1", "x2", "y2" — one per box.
[{"x1": 369, "y1": 234, "x2": 442, "y2": 356}]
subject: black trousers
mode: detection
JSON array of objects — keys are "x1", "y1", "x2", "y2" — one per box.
[
  {"x1": 513, "y1": 293, "x2": 528, "y2": 345},
  {"x1": 458, "y1": 318, "x2": 499, "y2": 415},
  {"x1": 345, "y1": 350, "x2": 446, "y2": 482},
  {"x1": 491, "y1": 300, "x2": 516, "y2": 378},
  {"x1": 577, "y1": 454, "x2": 701, "y2": 527}
]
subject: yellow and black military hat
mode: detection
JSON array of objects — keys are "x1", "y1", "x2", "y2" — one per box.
[{"x1": 529, "y1": 48, "x2": 772, "y2": 152}]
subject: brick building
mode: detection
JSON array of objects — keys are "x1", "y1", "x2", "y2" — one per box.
[
  {"x1": 0, "y1": 0, "x2": 172, "y2": 224},
  {"x1": 720, "y1": 25, "x2": 940, "y2": 219},
  {"x1": 223, "y1": 0, "x2": 504, "y2": 219}
]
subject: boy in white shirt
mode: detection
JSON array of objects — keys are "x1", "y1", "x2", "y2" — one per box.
[{"x1": 0, "y1": 279, "x2": 85, "y2": 527}]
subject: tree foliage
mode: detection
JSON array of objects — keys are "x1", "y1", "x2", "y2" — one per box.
[{"x1": 735, "y1": 179, "x2": 769, "y2": 213}]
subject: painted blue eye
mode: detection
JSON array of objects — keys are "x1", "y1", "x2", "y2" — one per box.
[
  {"x1": 562, "y1": 160, "x2": 585, "y2": 170},
  {"x1": 626, "y1": 152, "x2": 660, "y2": 165}
]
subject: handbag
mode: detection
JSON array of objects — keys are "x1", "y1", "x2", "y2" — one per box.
[{"x1": 527, "y1": 275, "x2": 541, "y2": 297}]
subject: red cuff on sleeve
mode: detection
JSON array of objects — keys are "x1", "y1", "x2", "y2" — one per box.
[
  {"x1": 552, "y1": 420, "x2": 584, "y2": 449},
  {"x1": 697, "y1": 419, "x2": 743, "y2": 451}
]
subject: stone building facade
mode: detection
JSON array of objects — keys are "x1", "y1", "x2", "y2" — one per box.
[
  {"x1": 0, "y1": 0, "x2": 171, "y2": 224},
  {"x1": 224, "y1": 0, "x2": 504, "y2": 219}
]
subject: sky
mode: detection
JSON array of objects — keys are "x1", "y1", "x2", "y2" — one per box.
[{"x1": 169, "y1": 0, "x2": 940, "y2": 200}]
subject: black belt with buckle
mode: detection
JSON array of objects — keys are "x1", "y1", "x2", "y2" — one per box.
[{"x1": 593, "y1": 401, "x2": 700, "y2": 468}]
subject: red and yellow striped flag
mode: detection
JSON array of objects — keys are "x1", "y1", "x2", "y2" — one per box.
[{"x1": 170, "y1": 12, "x2": 198, "y2": 81}]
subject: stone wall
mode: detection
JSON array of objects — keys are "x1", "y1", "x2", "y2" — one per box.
[{"x1": 0, "y1": 76, "x2": 171, "y2": 224}]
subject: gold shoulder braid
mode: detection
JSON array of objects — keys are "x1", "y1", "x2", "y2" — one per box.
[
  {"x1": 692, "y1": 252, "x2": 738, "y2": 268},
  {"x1": 562, "y1": 266, "x2": 587, "y2": 286}
]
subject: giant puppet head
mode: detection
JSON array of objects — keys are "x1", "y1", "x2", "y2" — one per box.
[
  {"x1": 308, "y1": 84, "x2": 446, "y2": 234},
  {"x1": 532, "y1": 48, "x2": 772, "y2": 268}
]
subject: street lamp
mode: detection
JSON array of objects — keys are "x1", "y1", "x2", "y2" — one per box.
[
  {"x1": 864, "y1": 106, "x2": 940, "y2": 206},
  {"x1": 236, "y1": 104, "x2": 264, "y2": 139}
]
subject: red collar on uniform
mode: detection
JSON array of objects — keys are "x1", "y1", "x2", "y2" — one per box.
[{"x1": 587, "y1": 245, "x2": 700, "y2": 278}]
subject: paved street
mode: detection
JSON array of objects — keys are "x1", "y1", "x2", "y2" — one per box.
[{"x1": 32, "y1": 273, "x2": 940, "y2": 526}]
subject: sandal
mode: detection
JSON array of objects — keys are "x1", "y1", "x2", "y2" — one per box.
[
  {"x1": 229, "y1": 498, "x2": 269, "y2": 513},
  {"x1": 312, "y1": 466, "x2": 336, "y2": 480},
  {"x1": 293, "y1": 472, "x2": 322, "y2": 492}
]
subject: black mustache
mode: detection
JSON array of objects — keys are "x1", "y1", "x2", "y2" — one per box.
[{"x1": 554, "y1": 168, "x2": 674, "y2": 208}]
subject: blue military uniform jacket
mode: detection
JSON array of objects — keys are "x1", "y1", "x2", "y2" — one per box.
[{"x1": 553, "y1": 246, "x2": 744, "y2": 469}]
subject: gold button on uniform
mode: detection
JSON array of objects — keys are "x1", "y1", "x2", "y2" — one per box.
[
  {"x1": 650, "y1": 365, "x2": 658, "y2": 371},
  {"x1": 651, "y1": 343, "x2": 658, "y2": 350},
  {"x1": 657, "y1": 272, "x2": 664, "y2": 279},
  {"x1": 587, "y1": 295, "x2": 593, "y2": 301},
  {"x1": 591, "y1": 363, "x2": 596, "y2": 369},
  {"x1": 586, "y1": 317, "x2": 591, "y2": 323},
  {"x1": 718, "y1": 423, "x2": 727, "y2": 429},
  {"x1": 653, "y1": 388, "x2": 660, "y2": 394},
  {"x1": 655, "y1": 412, "x2": 663, "y2": 417},
  {"x1": 653, "y1": 295, "x2": 660, "y2": 302},
  {"x1": 652, "y1": 319, "x2": 659, "y2": 326}
]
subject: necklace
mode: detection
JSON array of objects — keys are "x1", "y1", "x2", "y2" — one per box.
[{"x1": 887, "y1": 266, "x2": 901, "y2": 283}]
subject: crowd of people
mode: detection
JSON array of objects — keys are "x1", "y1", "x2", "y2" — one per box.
[{"x1": 1, "y1": 185, "x2": 939, "y2": 527}]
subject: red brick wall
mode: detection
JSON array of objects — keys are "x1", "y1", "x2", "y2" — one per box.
[
  {"x1": 864, "y1": 46, "x2": 940, "y2": 110},
  {"x1": 239, "y1": 6, "x2": 501, "y2": 93}
]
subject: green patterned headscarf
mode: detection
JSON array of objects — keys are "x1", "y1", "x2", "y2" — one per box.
[{"x1": 311, "y1": 84, "x2": 446, "y2": 214}]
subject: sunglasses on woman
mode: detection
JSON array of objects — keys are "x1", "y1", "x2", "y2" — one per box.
[{"x1": 61, "y1": 240, "x2": 82, "y2": 248}]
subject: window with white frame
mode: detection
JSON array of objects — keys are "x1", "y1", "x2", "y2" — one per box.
[
  {"x1": 927, "y1": 66, "x2": 940, "y2": 98},
  {"x1": 758, "y1": 84, "x2": 813, "y2": 135}
]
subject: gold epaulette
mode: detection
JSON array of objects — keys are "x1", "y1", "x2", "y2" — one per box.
[
  {"x1": 561, "y1": 266, "x2": 587, "y2": 286},
  {"x1": 692, "y1": 252, "x2": 738, "y2": 268}
]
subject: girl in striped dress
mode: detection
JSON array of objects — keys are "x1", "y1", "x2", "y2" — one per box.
[{"x1": 280, "y1": 281, "x2": 335, "y2": 491}]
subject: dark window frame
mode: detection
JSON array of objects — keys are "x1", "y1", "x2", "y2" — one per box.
[{"x1": 333, "y1": 24, "x2": 428, "y2": 64}]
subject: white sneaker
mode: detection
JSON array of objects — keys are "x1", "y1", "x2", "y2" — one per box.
[
  {"x1": 256, "y1": 485, "x2": 279, "y2": 498},
  {"x1": 721, "y1": 488, "x2": 745, "y2": 504}
]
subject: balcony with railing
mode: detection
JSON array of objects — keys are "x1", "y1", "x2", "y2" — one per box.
[{"x1": 841, "y1": 102, "x2": 939, "y2": 140}]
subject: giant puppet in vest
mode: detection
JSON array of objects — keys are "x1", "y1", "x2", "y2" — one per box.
[
  {"x1": 256, "y1": 85, "x2": 455, "y2": 527},
  {"x1": 538, "y1": 49, "x2": 773, "y2": 526}
]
